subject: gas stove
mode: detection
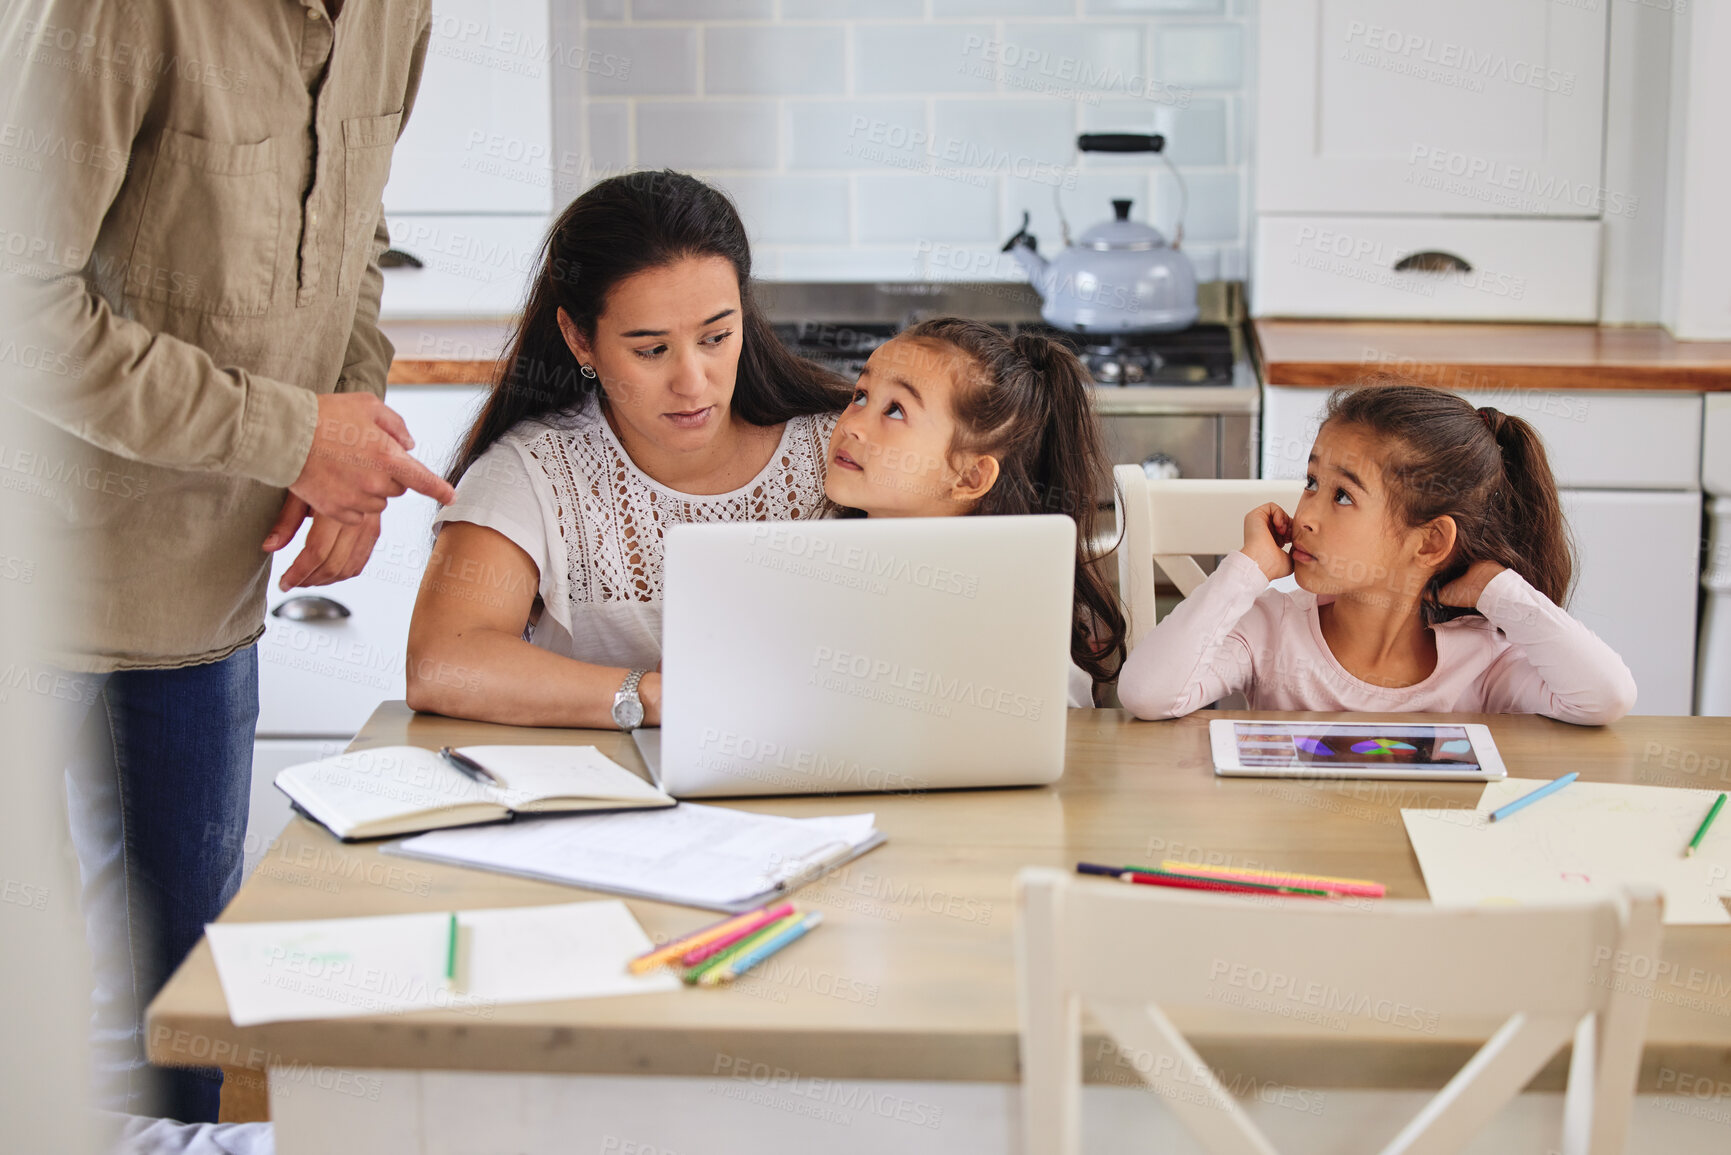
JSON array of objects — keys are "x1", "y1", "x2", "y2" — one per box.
[{"x1": 771, "y1": 319, "x2": 1236, "y2": 388}]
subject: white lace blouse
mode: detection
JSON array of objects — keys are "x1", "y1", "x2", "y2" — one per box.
[
  {"x1": 434, "y1": 403, "x2": 837, "y2": 671},
  {"x1": 435, "y1": 401, "x2": 1096, "y2": 707}
]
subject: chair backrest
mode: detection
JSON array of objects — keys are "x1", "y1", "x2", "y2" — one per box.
[
  {"x1": 1015, "y1": 866, "x2": 1661, "y2": 1155},
  {"x1": 1113, "y1": 470, "x2": 1305, "y2": 648}
]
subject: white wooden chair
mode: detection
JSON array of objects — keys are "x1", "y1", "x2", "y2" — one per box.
[
  {"x1": 1015, "y1": 866, "x2": 1662, "y2": 1155},
  {"x1": 1112, "y1": 469, "x2": 1305, "y2": 649}
]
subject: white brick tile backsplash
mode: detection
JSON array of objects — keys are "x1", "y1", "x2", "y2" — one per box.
[
  {"x1": 779, "y1": 246, "x2": 928, "y2": 281},
  {"x1": 1087, "y1": 0, "x2": 1224, "y2": 13},
  {"x1": 575, "y1": 4, "x2": 1249, "y2": 279},
  {"x1": 998, "y1": 23, "x2": 1147, "y2": 96},
  {"x1": 631, "y1": 0, "x2": 773, "y2": 19},
  {"x1": 587, "y1": 103, "x2": 631, "y2": 172},
  {"x1": 716, "y1": 175, "x2": 852, "y2": 245},
  {"x1": 934, "y1": 99, "x2": 1079, "y2": 170},
  {"x1": 935, "y1": 0, "x2": 1075, "y2": 16},
  {"x1": 779, "y1": 0, "x2": 924, "y2": 16},
  {"x1": 705, "y1": 26, "x2": 846, "y2": 96},
  {"x1": 585, "y1": 27, "x2": 697, "y2": 96},
  {"x1": 637, "y1": 101, "x2": 779, "y2": 170},
  {"x1": 788, "y1": 100, "x2": 928, "y2": 170},
  {"x1": 855, "y1": 25, "x2": 998, "y2": 95},
  {"x1": 1155, "y1": 23, "x2": 1245, "y2": 89},
  {"x1": 857, "y1": 173, "x2": 1001, "y2": 243},
  {"x1": 1155, "y1": 168, "x2": 1239, "y2": 242}
]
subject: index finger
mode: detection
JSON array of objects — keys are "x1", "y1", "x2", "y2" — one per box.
[{"x1": 386, "y1": 450, "x2": 458, "y2": 505}]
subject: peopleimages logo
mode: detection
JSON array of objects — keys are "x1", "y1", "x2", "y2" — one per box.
[{"x1": 748, "y1": 524, "x2": 980, "y2": 599}]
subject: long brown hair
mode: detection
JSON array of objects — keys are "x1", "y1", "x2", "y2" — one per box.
[
  {"x1": 448, "y1": 170, "x2": 850, "y2": 484},
  {"x1": 1324, "y1": 379, "x2": 1573, "y2": 621},
  {"x1": 894, "y1": 317, "x2": 1128, "y2": 686}
]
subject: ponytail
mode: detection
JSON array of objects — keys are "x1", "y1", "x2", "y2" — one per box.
[
  {"x1": 900, "y1": 318, "x2": 1128, "y2": 686},
  {"x1": 1477, "y1": 406, "x2": 1572, "y2": 605},
  {"x1": 1324, "y1": 381, "x2": 1574, "y2": 621}
]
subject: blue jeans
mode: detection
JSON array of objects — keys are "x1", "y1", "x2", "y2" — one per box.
[{"x1": 64, "y1": 646, "x2": 258, "y2": 1125}]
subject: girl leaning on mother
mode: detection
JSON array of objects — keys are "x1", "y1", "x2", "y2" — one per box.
[{"x1": 408, "y1": 169, "x2": 1126, "y2": 729}]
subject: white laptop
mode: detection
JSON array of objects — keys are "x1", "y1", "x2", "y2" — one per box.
[{"x1": 635, "y1": 515, "x2": 1076, "y2": 798}]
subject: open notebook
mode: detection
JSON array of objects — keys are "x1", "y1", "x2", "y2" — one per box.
[{"x1": 275, "y1": 745, "x2": 675, "y2": 841}]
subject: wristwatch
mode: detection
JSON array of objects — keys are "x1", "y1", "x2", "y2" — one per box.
[{"x1": 611, "y1": 668, "x2": 649, "y2": 731}]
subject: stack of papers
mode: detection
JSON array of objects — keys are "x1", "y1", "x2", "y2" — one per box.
[
  {"x1": 1402, "y1": 779, "x2": 1731, "y2": 925},
  {"x1": 389, "y1": 802, "x2": 884, "y2": 912},
  {"x1": 205, "y1": 901, "x2": 678, "y2": 1026}
]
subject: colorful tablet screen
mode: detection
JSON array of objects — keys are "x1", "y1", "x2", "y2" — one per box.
[{"x1": 1231, "y1": 722, "x2": 1484, "y2": 773}]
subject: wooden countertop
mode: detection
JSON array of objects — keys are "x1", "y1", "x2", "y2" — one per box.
[
  {"x1": 382, "y1": 319, "x2": 514, "y2": 385},
  {"x1": 1256, "y1": 320, "x2": 1731, "y2": 392},
  {"x1": 146, "y1": 706, "x2": 1731, "y2": 1091}
]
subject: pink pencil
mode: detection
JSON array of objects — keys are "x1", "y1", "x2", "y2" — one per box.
[
  {"x1": 1160, "y1": 861, "x2": 1386, "y2": 898},
  {"x1": 681, "y1": 902, "x2": 797, "y2": 965}
]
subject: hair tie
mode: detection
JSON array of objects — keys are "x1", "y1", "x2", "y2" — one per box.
[{"x1": 1477, "y1": 406, "x2": 1498, "y2": 432}]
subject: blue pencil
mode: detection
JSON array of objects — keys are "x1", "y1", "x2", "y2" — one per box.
[
  {"x1": 700, "y1": 911, "x2": 824, "y2": 986},
  {"x1": 1489, "y1": 772, "x2": 1579, "y2": 823}
]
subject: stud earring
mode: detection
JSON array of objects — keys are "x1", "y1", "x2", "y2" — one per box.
[{"x1": 579, "y1": 364, "x2": 597, "y2": 379}]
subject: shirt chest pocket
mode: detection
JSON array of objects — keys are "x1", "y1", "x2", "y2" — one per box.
[
  {"x1": 132, "y1": 129, "x2": 279, "y2": 317},
  {"x1": 338, "y1": 110, "x2": 403, "y2": 299}
]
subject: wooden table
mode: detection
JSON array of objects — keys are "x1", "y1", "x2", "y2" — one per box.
[{"x1": 150, "y1": 706, "x2": 1731, "y2": 1112}]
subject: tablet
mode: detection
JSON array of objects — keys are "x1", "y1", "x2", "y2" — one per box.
[{"x1": 1208, "y1": 720, "x2": 1508, "y2": 781}]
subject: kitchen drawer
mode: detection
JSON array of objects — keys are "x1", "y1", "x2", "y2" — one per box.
[
  {"x1": 1705, "y1": 394, "x2": 1731, "y2": 497},
  {"x1": 1263, "y1": 385, "x2": 1701, "y2": 490},
  {"x1": 379, "y1": 215, "x2": 549, "y2": 319},
  {"x1": 1560, "y1": 489, "x2": 1700, "y2": 716},
  {"x1": 257, "y1": 387, "x2": 488, "y2": 736},
  {"x1": 1253, "y1": 215, "x2": 1601, "y2": 322}
]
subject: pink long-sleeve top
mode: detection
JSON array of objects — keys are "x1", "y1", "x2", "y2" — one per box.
[{"x1": 1118, "y1": 551, "x2": 1638, "y2": 725}]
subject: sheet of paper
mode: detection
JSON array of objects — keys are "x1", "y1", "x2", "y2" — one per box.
[
  {"x1": 206, "y1": 901, "x2": 678, "y2": 1027},
  {"x1": 391, "y1": 803, "x2": 879, "y2": 908},
  {"x1": 1402, "y1": 779, "x2": 1731, "y2": 925}
]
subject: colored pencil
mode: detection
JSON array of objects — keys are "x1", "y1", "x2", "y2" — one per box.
[
  {"x1": 682, "y1": 912, "x2": 804, "y2": 986},
  {"x1": 1159, "y1": 860, "x2": 1386, "y2": 898},
  {"x1": 1686, "y1": 793, "x2": 1727, "y2": 858},
  {"x1": 700, "y1": 912, "x2": 825, "y2": 986},
  {"x1": 629, "y1": 903, "x2": 788, "y2": 974},
  {"x1": 444, "y1": 912, "x2": 458, "y2": 982},
  {"x1": 1077, "y1": 862, "x2": 1328, "y2": 898},
  {"x1": 1488, "y1": 772, "x2": 1578, "y2": 823},
  {"x1": 681, "y1": 902, "x2": 796, "y2": 965}
]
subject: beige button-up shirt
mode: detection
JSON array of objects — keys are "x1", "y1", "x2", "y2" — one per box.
[{"x1": 0, "y1": 0, "x2": 430, "y2": 671}]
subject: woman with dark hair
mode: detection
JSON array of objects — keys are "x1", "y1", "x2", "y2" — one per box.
[{"x1": 406, "y1": 171, "x2": 850, "y2": 728}]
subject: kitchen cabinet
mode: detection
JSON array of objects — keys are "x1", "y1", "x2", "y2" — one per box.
[
  {"x1": 1256, "y1": 0, "x2": 1608, "y2": 216},
  {"x1": 1253, "y1": 0, "x2": 1611, "y2": 322},
  {"x1": 383, "y1": 0, "x2": 553, "y2": 216},
  {"x1": 1262, "y1": 385, "x2": 1703, "y2": 715}
]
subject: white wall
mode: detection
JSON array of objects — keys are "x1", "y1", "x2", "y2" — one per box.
[{"x1": 564, "y1": 0, "x2": 1254, "y2": 282}]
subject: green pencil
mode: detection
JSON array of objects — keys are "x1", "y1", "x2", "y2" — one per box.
[
  {"x1": 445, "y1": 912, "x2": 458, "y2": 981},
  {"x1": 1685, "y1": 793, "x2": 1726, "y2": 858}
]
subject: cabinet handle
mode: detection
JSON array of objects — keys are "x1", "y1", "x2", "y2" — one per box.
[
  {"x1": 1394, "y1": 250, "x2": 1472, "y2": 273},
  {"x1": 272, "y1": 595, "x2": 352, "y2": 622}
]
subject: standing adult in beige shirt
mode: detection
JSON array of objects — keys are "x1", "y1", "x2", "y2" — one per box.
[{"x1": 0, "y1": 0, "x2": 455, "y2": 1126}]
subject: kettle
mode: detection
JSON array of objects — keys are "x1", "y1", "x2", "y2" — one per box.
[{"x1": 1001, "y1": 134, "x2": 1199, "y2": 334}]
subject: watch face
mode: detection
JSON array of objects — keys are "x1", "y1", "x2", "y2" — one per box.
[{"x1": 613, "y1": 696, "x2": 645, "y2": 729}]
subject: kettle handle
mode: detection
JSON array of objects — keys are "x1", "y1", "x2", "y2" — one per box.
[{"x1": 1077, "y1": 133, "x2": 1164, "y2": 154}]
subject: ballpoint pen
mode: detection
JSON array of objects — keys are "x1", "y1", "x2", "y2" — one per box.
[{"x1": 439, "y1": 746, "x2": 502, "y2": 787}]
